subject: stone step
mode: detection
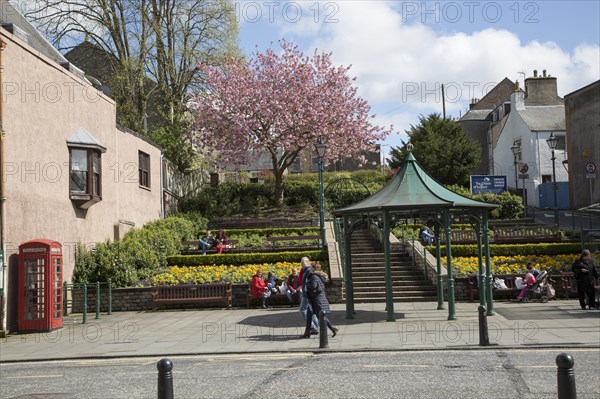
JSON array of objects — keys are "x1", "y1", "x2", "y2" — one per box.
[
  {"x1": 348, "y1": 296, "x2": 438, "y2": 303},
  {"x1": 350, "y1": 253, "x2": 411, "y2": 259},
  {"x1": 351, "y1": 263, "x2": 416, "y2": 269},
  {"x1": 352, "y1": 270, "x2": 428, "y2": 276},
  {"x1": 352, "y1": 288, "x2": 437, "y2": 295},
  {"x1": 352, "y1": 280, "x2": 434, "y2": 288}
]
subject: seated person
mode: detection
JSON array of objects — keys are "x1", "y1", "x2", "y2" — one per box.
[
  {"x1": 266, "y1": 272, "x2": 279, "y2": 294},
  {"x1": 198, "y1": 229, "x2": 215, "y2": 255},
  {"x1": 526, "y1": 262, "x2": 540, "y2": 279},
  {"x1": 420, "y1": 225, "x2": 434, "y2": 246},
  {"x1": 516, "y1": 272, "x2": 536, "y2": 301},
  {"x1": 215, "y1": 229, "x2": 228, "y2": 254},
  {"x1": 251, "y1": 269, "x2": 272, "y2": 309},
  {"x1": 285, "y1": 268, "x2": 301, "y2": 306}
]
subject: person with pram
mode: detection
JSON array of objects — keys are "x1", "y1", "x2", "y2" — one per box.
[
  {"x1": 516, "y1": 270, "x2": 537, "y2": 302},
  {"x1": 526, "y1": 262, "x2": 540, "y2": 279}
]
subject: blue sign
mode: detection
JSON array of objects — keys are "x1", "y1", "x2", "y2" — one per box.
[{"x1": 470, "y1": 175, "x2": 507, "y2": 194}]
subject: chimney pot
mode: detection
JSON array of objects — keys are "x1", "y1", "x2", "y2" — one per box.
[
  {"x1": 543, "y1": 69, "x2": 547, "y2": 77},
  {"x1": 533, "y1": 70, "x2": 538, "y2": 77}
]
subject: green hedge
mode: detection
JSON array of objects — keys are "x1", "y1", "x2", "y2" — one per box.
[
  {"x1": 73, "y1": 217, "x2": 195, "y2": 287},
  {"x1": 226, "y1": 227, "x2": 320, "y2": 236},
  {"x1": 167, "y1": 250, "x2": 327, "y2": 266},
  {"x1": 438, "y1": 243, "x2": 581, "y2": 257}
]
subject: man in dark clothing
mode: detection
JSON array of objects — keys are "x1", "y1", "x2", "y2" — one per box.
[
  {"x1": 572, "y1": 250, "x2": 599, "y2": 310},
  {"x1": 285, "y1": 268, "x2": 301, "y2": 306}
]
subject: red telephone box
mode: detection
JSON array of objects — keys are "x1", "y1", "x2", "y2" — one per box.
[{"x1": 18, "y1": 239, "x2": 63, "y2": 332}]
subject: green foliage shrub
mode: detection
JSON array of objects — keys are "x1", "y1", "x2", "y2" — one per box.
[
  {"x1": 72, "y1": 242, "x2": 97, "y2": 284},
  {"x1": 227, "y1": 227, "x2": 320, "y2": 236},
  {"x1": 72, "y1": 217, "x2": 195, "y2": 287},
  {"x1": 167, "y1": 211, "x2": 209, "y2": 236},
  {"x1": 283, "y1": 180, "x2": 319, "y2": 207}
]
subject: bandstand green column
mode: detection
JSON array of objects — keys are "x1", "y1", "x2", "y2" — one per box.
[
  {"x1": 344, "y1": 216, "x2": 354, "y2": 319},
  {"x1": 444, "y1": 211, "x2": 456, "y2": 320},
  {"x1": 483, "y1": 212, "x2": 495, "y2": 316},
  {"x1": 434, "y1": 223, "x2": 444, "y2": 310},
  {"x1": 476, "y1": 218, "x2": 486, "y2": 307},
  {"x1": 383, "y1": 211, "x2": 395, "y2": 321}
]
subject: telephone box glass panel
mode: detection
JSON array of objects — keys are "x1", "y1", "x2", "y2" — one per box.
[{"x1": 24, "y1": 258, "x2": 45, "y2": 320}]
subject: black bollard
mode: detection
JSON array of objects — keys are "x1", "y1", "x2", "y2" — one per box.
[
  {"x1": 157, "y1": 358, "x2": 174, "y2": 399},
  {"x1": 478, "y1": 305, "x2": 490, "y2": 346},
  {"x1": 556, "y1": 353, "x2": 576, "y2": 399},
  {"x1": 318, "y1": 311, "x2": 328, "y2": 349}
]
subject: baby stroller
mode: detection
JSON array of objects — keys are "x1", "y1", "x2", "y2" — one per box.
[{"x1": 522, "y1": 271, "x2": 555, "y2": 303}]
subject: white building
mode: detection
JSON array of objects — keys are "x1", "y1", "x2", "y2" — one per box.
[{"x1": 491, "y1": 70, "x2": 567, "y2": 209}]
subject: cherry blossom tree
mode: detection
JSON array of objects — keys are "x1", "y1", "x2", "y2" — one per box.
[{"x1": 189, "y1": 41, "x2": 392, "y2": 206}]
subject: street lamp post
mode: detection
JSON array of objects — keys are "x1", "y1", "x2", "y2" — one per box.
[
  {"x1": 546, "y1": 132, "x2": 559, "y2": 226},
  {"x1": 510, "y1": 143, "x2": 520, "y2": 194},
  {"x1": 315, "y1": 138, "x2": 328, "y2": 249}
]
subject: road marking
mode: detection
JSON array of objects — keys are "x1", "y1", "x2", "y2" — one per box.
[
  {"x1": 6, "y1": 374, "x2": 63, "y2": 379},
  {"x1": 363, "y1": 364, "x2": 430, "y2": 368},
  {"x1": 198, "y1": 353, "x2": 313, "y2": 363}
]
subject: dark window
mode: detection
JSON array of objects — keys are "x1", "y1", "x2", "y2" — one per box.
[
  {"x1": 139, "y1": 151, "x2": 151, "y2": 188},
  {"x1": 69, "y1": 148, "x2": 102, "y2": 205},
  {"x1": 556, "y1": 135, "x2": 566, "y2": 151},
  {"x1": 291, "y1": 157, "x2": 301, "y2": 173},
  {"x1": 311, "y1": 156, "x2": 319, "y2": 172},
  {"x1": 541, "y1": 175, "x2": 552, "y2": 183}
]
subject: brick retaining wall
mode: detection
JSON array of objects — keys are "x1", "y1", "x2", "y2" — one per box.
[
  {"x1": 70, "y1": 276, "x2": 574, "y2": 313},
  {"x1": 71, "y1": 279, "x2": 346, "y2": 313}
]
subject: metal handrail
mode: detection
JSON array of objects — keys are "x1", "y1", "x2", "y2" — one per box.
[{"x1": 63, "y1": 280, "x2": 112, "y2": 323}]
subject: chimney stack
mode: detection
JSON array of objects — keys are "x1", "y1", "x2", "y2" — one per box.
[{"x1": 524, "y1": 69, "x2": 562, "y2": 105}]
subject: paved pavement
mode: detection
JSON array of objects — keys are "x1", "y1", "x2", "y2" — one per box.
[{"x1": 1, "y1": 300, "x2": 598, "y2": 363}]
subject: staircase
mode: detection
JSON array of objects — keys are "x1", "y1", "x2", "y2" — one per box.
[{"x1": 345, "y1": 229, "x2": 437, "y2": 303}]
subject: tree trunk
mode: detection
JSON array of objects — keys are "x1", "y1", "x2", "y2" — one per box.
[{"x1": 273, "y1": 168, "x2": 284, "y2": 207}]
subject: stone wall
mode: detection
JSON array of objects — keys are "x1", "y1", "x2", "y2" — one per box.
[
  {"x1": 69, "y1": 274, "x2": 574, "y2": 313},
  {"x1": 71, "y1": 280, "x2": 346, "y2": 313}
]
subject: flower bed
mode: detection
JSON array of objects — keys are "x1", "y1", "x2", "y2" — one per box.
[
  {"x1": 449, "y1": 254, "x2": 579, "y2": 276},
  {"x1": 152, "y1": 262, "x2": 300, "y2": 285}
]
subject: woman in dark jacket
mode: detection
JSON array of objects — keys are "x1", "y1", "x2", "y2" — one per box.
[
  {"x1": 572, "y1": 250, "x2": 599, "y2": 310},
  {"x1": 302, "y1": 264, "x2": 338, "y2": 338}
]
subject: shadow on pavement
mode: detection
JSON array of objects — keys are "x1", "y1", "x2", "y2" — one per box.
[
  {"x1": 238, "y1": 309, "x2": 406, "y2": 327},
  {"x1": 495, "y1": 304, "x2": 600, "y2": 320}
]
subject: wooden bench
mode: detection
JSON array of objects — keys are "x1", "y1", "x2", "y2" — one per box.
[
  {"x1": 559, "y1": 272, "x2": 600, "y2": 300},
  {"x1": 437, "y1": 226, "x2": 561, "y2": 246},
  {"x1": 265, "y1": 235, "x2": 321, "y2": 249},
  {"x1": 467, "y1": 273, "x2": 562, "y2": 302},
  {"x1": 440, "y1": 230, "x2": 478, "y2": 244},
  {"x1": 493, "y1": 226, "x2": 562, "y2": 244},
  {"x1": 181, "y1": 239, "x2": 239, "y2": 254},
  {"x1": 152, "y1": 283, "x2": 232, "y2": 310},
  {"x1": 246, "y1": 280, "x2": 290, "y2": 308},
  {"x1": 467, "y1": 274, "x2": 521, "y2": 302}
]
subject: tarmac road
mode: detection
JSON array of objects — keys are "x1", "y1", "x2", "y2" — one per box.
[{"x1": 1, "y1": 349, "x2": 599, "y2": 399}]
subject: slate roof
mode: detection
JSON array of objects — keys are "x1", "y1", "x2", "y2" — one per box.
[
  {"x1": 459, "y1": 109, "x2": 492, "y2": 121},
  {"x1": 519, "y1": 105, "x2": 565, "y2": 132},
  {"x1": 0, "y1": 0, "x2": 66, "y2": 64},
  {"x1": 332, "y1": 152, "x2": 497, "y2": 216}
]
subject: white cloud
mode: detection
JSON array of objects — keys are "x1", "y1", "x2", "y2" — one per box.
[
  {"x1": 240, "y1": 1, "x2": 600, "y2": 147},
  {"x1": 283, "y1": 1, "x2": 598, "y2": 142}
]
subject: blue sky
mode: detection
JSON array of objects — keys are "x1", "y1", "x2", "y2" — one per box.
[{"x1": 235, "y1": 1, "x2": 600, "y2": 158}]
